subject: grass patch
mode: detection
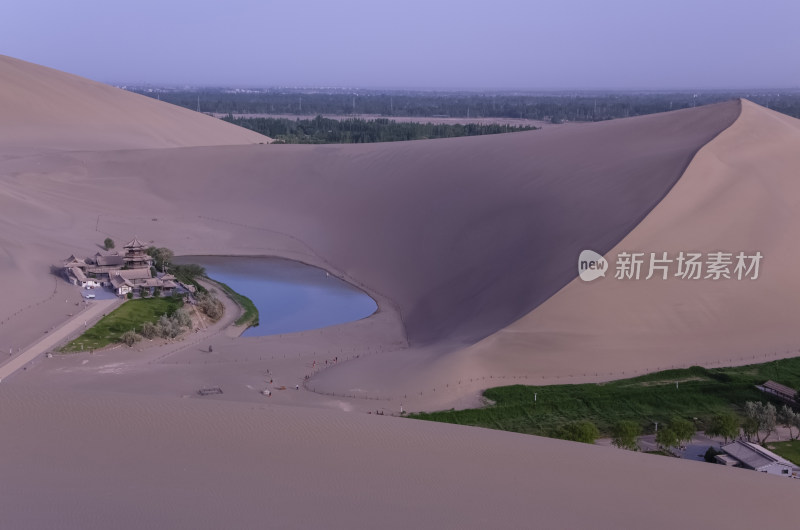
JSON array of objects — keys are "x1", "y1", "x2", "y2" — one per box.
[
  {"x1": 210, "y1": 279, "x2": 259, "y2": 328},
  {"x1": 766, "y1": 440, "x2": 800, "y2": 466},
  {"x1": 410, "y1": 361, "x2": 800, "y2": 438},
  {"x1": 61, "y1": 297, "x2": 183, "y2": 352}
]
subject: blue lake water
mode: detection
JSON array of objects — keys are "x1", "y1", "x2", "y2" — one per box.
[{"x1": 179, "y1": 256, "x2": 377, "y2": 337}]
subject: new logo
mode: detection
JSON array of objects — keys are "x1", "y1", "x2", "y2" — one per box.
[{"x1": 578, "y1": 250, "x2": 607, "y2": 282}]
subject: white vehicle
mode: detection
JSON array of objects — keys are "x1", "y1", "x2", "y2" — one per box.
[{"x1": 84, "y1": 293, "x2": 95, "y2": 299}]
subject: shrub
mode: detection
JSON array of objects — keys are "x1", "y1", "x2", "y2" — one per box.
[
  {"x1": 120, "y1": 330, "x2": 142, "y2": 347},
  {"x1": 175, "y1": 307, "x2": 193, "y2": 328},
  {"x1": 612, "y1": 421, "x2": 641, "y2": 451},
  {"x1": 103, "y1": 237, "x2": 115, "y2": 250},
  {"x1": 656, "y1": 427, "x2": 678, "y2": 451},
  {"x1": 140, "y1": 321, "x2": 158, "y2": 339},
  {"x1": 554, "y1": 421, "x2": 600, "y2": 444},
  {"x1": 156, "y1": 314, "x2": 181, "y2": 338},
  {"x1": 196, "y1": 291, "x2": 224, "y2": 321}
]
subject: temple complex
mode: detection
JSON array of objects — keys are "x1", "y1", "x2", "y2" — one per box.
[{"x1": 61, "y1": 238, "x2": 178, "y2": 297}]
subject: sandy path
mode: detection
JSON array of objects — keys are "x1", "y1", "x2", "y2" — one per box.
[{"x1": 0, "y1": 298, "x2": 119, "y2": 380}]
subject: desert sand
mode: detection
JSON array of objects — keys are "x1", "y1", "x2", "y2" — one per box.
[
  {"x1": 0, "y1": 56, "x2": 797, "y2": 528},
  {"x1": 447, "y1": 99, "x2": 800, "y2": 389},
  {"x1": 0, "y1": 54, "x2": 270, "y2": 153}
]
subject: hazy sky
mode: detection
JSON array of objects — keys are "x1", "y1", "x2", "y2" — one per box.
[{"x1": 2, "y1": 0, "x2": 798, "y2": 89}]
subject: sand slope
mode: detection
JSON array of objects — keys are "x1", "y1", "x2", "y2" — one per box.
[
  {"x1": 0, "y1": 55, "x2": 269, "y2": 153},
  {"x1": 309, "y1": 99, "x2": 800, "y2": 410},
  {"x1": 451, "y1": 100, "x2": 800, "y2": 385},
  {"x1": 0, "y1": 384, "x2": 795, "y2": 529}
]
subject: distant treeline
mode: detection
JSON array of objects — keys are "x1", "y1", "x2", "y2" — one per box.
[
  {"x1": 132, "y1": 88, "x2": 800, "y2": 122},
  {"x1": 222, "y1": 115, "x2": 536, "y2": 144}
]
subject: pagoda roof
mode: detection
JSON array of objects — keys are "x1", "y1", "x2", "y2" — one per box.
[{"x1": 124, "y1": 237, "x2": 148, "y2": 249}]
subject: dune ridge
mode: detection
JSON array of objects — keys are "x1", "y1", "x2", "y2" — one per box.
[
  {"x1": 454, "y1": 99, "x2": 800, "y2": 382},
  {"x1": 0, "y1": 55, "x2": 270, "y2": 153}
]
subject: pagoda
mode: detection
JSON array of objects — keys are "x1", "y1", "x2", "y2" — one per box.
[{"x1": 123, "y1": 237, "x2": 153, "y2": 269}]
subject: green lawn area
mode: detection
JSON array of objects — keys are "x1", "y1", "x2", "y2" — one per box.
[
  {"x1": 766, "y1": 440, "x2": 800, "y2": 466},
  {"x1": 61, "y1": 297, "x2": 183, "y2": 352},
  {"x1": 410, "y1": 361, "x2": 800, "y2": 438}
]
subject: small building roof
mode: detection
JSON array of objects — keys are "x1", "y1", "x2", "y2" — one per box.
[
  {"x1": 109, "y1": 275, "x2": 133, "y2": 289},
  {"x1": 95, "y1": 254, "x2": 125, "y2": 267},
  {"x1": 763, "y1": 380, "x2": 797, "y2": 399},
  {"x1": 69, "y1": 267, "x2": 88, "y2": 282},
  {"x1": 714, "y1": 454, "x2": 739, "y2": 466},
  {"x1": 721, "y1": 441, "x2": 794, "y2": 471},
  {"x1": 117, "y1": 269, "x2": 153, "y2": 281},
  {"x1": 62, "y1": 255, "x2": 87, "y2": 267}
]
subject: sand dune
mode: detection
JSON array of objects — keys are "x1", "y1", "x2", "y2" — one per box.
[
  {"x1": 1, "y1": 57, "x2": 798, "y2": 528},
  {"x1": 308, "y1": 99, "x2": 800, "y2": 410},
  {"x1": 0, "y1": 99, "x2": 737, "y2": 363},
  {"x1": 0, "y1": 55, "x2": 269, "y2": 153},
  {"x1": 0, "y1": 384, "x2": 796, "y2": 529},
  {"x1": 453, "y1": 99, "x2": 800, "y2": 383}
]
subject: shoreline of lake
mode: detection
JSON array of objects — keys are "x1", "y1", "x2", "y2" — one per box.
[{"x1": 175, "y1": 255, "x2": 378, "y2": 337}]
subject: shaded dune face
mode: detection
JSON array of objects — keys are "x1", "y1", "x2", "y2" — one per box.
[
  {"x1": 0, "y1": 55, "x2": 270, "y2": 152},
  {"x1": 465, "y1": 100, "x2": 800, "y2": 377},
  {"x1": 88, "y1": 101, "x2": 738, "y2": 346}
]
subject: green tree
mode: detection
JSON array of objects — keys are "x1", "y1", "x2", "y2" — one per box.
[
  {"x1": 611, "y1": 421, "x2": 641, "y2": 451},
  {"x1": 777, "y1": 405, "x2": 799, "y2": 440},
  {"x1": 742, "y1": 416, "x2": 759, "y2": 443},
  {"x1": 655, "y1": 428, "x2": 678, "y2": 452},
  {"x1": 744, "y1": 401, "x2": 777, "y2": 444},
  {"x1": 103, "y1": 237, "x2": 115, "y2": 250},
  {"x1": 148, "y1": 247, "x2": 175, "y2": 272},
  {"x1": 670, "y1": 417, "x2": 695, "y2": 448},
  {"x1": 173, "y1": 263, "x2": 206, "y2": 279},
  {"x1": 706, "y1": 412, "x2": 740, "y2": 443},
  {"x1": 554, "y1": 421, "x2": 600, "y2": 444}
]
